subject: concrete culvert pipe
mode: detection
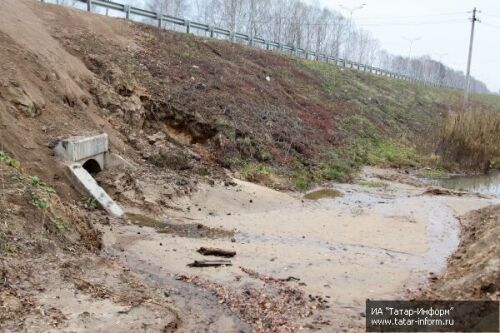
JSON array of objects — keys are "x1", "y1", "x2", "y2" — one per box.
[{"x1": 82, "y1": 159, "x2": 102, "y2": 174}]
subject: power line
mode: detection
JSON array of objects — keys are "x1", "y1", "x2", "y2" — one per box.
[
  {"x1": 482, "y1": 13, "x2": 500, "y2": 19},
  {"x1": 357, "y1": 19, "x2": 466, "y2": 27},
  {"x1": 482, "y1": 22, "x2": 500, "y2": 29},
  {"x1": 249, "y1": 18, "x2": 467, "y2": 27},
  {"x1": 354, "y1": 12, "x2": 467, "y2": 21}
]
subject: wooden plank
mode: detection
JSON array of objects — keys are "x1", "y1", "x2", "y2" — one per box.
[{"x1": 197, "y1": 247, "x2": 236, "y2": 258}]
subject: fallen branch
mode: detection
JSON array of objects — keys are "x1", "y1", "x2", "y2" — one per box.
[
  {"x1": 188, "y1": 260, "x2": 232, "y2": 267},
  {"x1": 197, "y1": 247, "x2": 236, "y2": 258}
]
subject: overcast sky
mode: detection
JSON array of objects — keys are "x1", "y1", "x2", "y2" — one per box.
[{"x1": 316, "y1": 0, "x2": 500, "y2": 92}]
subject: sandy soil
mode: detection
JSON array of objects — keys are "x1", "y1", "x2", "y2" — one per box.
[{"x1": 102, "y1": 167, "x2": 499, "y2": 332}]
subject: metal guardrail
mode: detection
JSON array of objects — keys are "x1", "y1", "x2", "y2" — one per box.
[{"x1": 40, "y1": 0, "x2": 455, "y2": 89}]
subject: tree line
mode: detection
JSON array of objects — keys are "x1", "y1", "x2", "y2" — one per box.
[{"x1": 59, "y1": 0, "x2": 490, "y2": 93}]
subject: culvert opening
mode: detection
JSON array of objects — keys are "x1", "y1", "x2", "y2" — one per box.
[{"x1": 82, "y1": 159, "x2": 102, "y2": 174}]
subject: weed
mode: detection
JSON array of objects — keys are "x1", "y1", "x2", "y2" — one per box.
[
  {"x1": 366, "y1": 141, "x2": 419, "y2": 167},
  {"x1": 240, "y1": 163, "x2": 272, "y2": 181},
  {"x1": 29, "y1": 197, "x2": 49, "y2": 209},
  {"x1": 1, "y1": 242, "x2": 16, "y2": 256},
  {"x1": 83, "y1": 197, "x2": 98, "y2": 209},
  {"x1": 416, "y1": 168, "x2": 449, "y2": 179},
  {"x1": 292, "y1": 175, "x2": 311, "y2": 191},
  {"x1": 358, "y1": 180, "x2": 386, "y2": 188},
  {"x1": 0, "y1": 150, "x2": 20, "y2": 169},
  {"x1": 50, "y1": 217, "x2": 66, "y2": 232},
  {"x1": 491, "y1": 156, "x2": 500, "y2": 169},
  {"x1": 30, "y1": 176, "x2": 56, "y2": 193},
  {"x1": 319, "y1": 151, "x2": 357, "y2": 182},
  {"x1": 439, "y1": 109, "x2": 500, "y2": 171}
]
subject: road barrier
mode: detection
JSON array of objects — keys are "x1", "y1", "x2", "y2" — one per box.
[{"x1": 40, "y1": 0, "x2": 456, "y2": 90}]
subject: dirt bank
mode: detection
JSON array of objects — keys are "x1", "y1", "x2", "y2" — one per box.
[
  {"x1": 102, "y1": 167, "x2": 499, "y2": 331},
  {"x1": 0, "y1": 154, "x2": 179, "y2": 332},
  {"x1": 421, "y1": 204, "x2": 500, "y2": 300}
]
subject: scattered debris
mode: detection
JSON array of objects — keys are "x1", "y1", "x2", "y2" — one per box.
[
  {"x1": 187, "y1": 260, "x2": 232, "y2": 267},
  {"x1": 176, "y1": 269, "x2": 327, "y2": 332},
  {"x1": 423, "y1": 187, "x2": 465, "y2": 196},
  {"x1": 197, "y1": 247, "x2": 236, "y2": 258}
]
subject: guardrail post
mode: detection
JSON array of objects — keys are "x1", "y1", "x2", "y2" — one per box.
[
  {"x1": 157, "y1": 12, "x2": 162, "y2": 29},
  {"x1": 185, "y1": 20, "x2": 190, "y2": 34},
  {"x1": 249, "y1": 32, "x2": 253, "y2": 46},
  {"x1": 124, "y1": 5, "x2": 130, "y2": 19},
  {"x1": 209, "y1": 25, "x2": 214, "y2": 38},
  {"x1": 265, "y1": 40, "x2": 270, "y2": 50},
  {"x1": 87, "y1": 0, "x2": 92, "y2": 12},
  {"x1": 230, "y1": 31, "x2": 235, "y2": 42}
]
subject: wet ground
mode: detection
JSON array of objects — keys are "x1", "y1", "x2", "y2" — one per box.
[{"x1": 101, "y1": 167, "x2": 500, "y2": 332}]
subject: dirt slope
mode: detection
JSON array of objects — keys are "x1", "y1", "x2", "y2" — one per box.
[
  {"x1": 0, "y1": 0, "x2": 482, "y2": 196},
  {"x1": 422, "y1": 204, "x2": 500, "y2": 300}
]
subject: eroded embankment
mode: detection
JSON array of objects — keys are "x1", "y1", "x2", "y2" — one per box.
[
  {"x1": 102, "y1": 167, "x2": 499, "y2": 332},
  {"x1": 421, "y1": 203, "x2": 500, "y2": 300}
]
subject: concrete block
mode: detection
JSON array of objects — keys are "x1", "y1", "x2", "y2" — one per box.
[
  {"x1": 54, "y1": 134, "x2": 108, "y2": 163},
  {"x1": 67, "y1": 163, "x2": 124, "y2": 218},
  {"x1": 104, "y1": 153, "x2": 136, "y2": 171}
]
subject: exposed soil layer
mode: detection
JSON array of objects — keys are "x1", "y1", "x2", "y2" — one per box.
[{"x1": 421, "y1": 204, "x2": 500, "y2": 300}]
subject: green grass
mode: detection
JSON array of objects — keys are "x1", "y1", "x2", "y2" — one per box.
[
  {"x1": 1, "y1": 242, "x2": 16, "y2": 256},
  {"x1": 240, "y1": 162, "x2": 273, "y2": 181},
  {"x1": 0, "y1": 150, "x2": 20, "y2": 169},
  {"x1": 358, "y1": 180, "x2": 386, "y2": 188},
  {"x1": 416, "y1": 168, "x2": 450, "y2": 179}
]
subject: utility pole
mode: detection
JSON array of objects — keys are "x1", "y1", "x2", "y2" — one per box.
[
  {"x1": 403, "y1": 36, "x2": 421, "y2": 75},
  {"x1": 464, "y1": 7, "x2": 480, "y2": 107}
]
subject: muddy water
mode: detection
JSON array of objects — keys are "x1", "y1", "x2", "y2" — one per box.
[
  {"x1": 304, "y1": 188, "x2": 343, "y2": 200},
  {"x1": 104, "y1": 168, "x2": 500, "y2": 331},
  {"x1": 127, "y1": 213, "x2": 234, "y2": 239},
  {"x1": 433, "y1": 170, "x2": 500, "y2": 195}
]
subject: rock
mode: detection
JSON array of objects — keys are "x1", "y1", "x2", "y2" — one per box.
[
  {"x1": 224, "y1": 180, "x2": 237, "y2": 187},
  {"x1": 147, "y1": 131, "x2": 166, "y2": 144}
]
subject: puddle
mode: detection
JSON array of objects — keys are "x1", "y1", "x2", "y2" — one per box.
[
  {"x1": 431, "y1": 170, "x2": 500, "y2": 195},
  {"x1": 126, "y1": 213, "x2": 234, "y2": 239},
  {"x1": 304, "y1": 188, "x2": 343, "y2": 200}
]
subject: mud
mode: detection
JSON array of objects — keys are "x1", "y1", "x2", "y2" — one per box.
[
  {"x1": 102, "y1": 167, "x2": 499, "y2": 331},
  {"x1": 127, "y1": 213, "x2": 234, "y2": 239}
]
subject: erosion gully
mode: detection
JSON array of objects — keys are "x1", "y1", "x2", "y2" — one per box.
[{"x1": 100, "y1": 167, "x2": 500, "y2": 332}]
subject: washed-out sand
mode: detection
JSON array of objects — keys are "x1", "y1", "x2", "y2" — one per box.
[{"x1": 102, "y1": 167, "x2": 499, "y2": 331}]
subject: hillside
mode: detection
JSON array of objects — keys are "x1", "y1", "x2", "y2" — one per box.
[
  {"x1": 1, "y1": 1, "x2": 499, "y2": 332},
  {"x1": 2, "y1": 0, "x2": 492, "y2": 193}
]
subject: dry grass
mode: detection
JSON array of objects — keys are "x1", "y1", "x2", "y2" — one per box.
[{"x1": 438, "y1": 109, "x2": 500, "y2": 171}]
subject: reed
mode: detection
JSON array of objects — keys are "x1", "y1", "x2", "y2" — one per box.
[{"x1": 438, "y1": 109, "x2": 500, "y2": 171}]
